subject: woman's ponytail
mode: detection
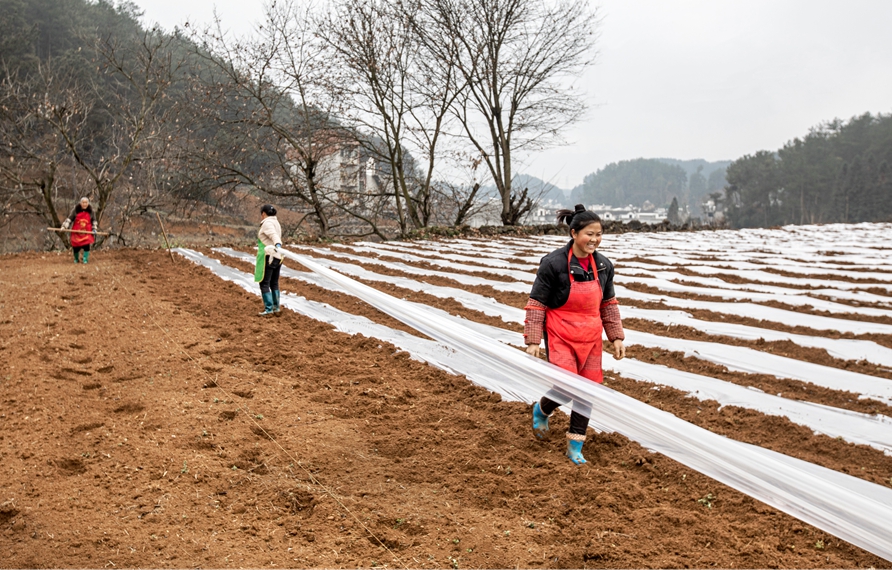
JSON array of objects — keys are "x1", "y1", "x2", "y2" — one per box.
[{"x1": 556, "y1": 204, "x2": 601, "y2": 235}]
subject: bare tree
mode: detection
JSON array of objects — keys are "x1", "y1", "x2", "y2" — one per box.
[
  {"x1": 0, "y1": 63, "x2": 76, "y2": 246},
  {"x1": 418, "y1": 0, "x2": 599, "y2": 224},
  {"x1": 31, "y1": 29, "x2": 183, "y2": 244},
  {"x1": 322, "y1": 0, "x2": 463, "y2": 236},
  {"x1": 186, "y1": 0, "x2": 356, "y2": 237}
]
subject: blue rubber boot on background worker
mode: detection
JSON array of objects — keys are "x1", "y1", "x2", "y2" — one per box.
[
  {"x1": 254, "y1": 204, "x2": 283, "y2": 318},
  {"x1": 259, "y1": 291, "x2": 275, "y2": 316}
]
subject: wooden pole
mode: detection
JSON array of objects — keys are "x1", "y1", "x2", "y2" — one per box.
[
  {"x1": 47, "y1": 227, "x2": 111, "y2": 236},
  {"x1": 156, "y1": 212, "x2": 176, "y2": 263}
]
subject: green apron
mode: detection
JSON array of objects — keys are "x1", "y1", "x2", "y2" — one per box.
[{"x1": 254, "y1": 239, "x2": 266, "y2": 282}]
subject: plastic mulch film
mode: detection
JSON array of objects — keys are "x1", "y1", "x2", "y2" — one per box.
[
  {"x1": 619, "y1": 305, "x2": 892, "y2": 368},
  {"x1": 614, "y1": 273, "x2": 892, "y2": 317},
  {"x1": 223, "y1": 247, "x2": 892, "y2": 451},
  {"x1": 616, "y1": 285, "x2": 892, "y2": 335},
  {"x1": 269, "y1": 249, "x2": 892, "y2": 403},
  {"x1": 176, "y1": 248, "x2": 530, "y2": 399},
  {"x1": 291, "y1": 253, "x2": 892, "y2": 563},
  {"x1": 282, "y1": 246, "x2": 892, "y2": 367},
  {"x1": 619, "y1": 264, "x2": 892, "y2": 305},
  {"x1": 213, "y1": 247, "x2": 523, "y2": 347}
]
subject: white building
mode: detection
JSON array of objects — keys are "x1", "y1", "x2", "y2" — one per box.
[
  {"x1": 523, "y1": 199, "x2": 567, "y2": 225},
  {"x1": 466, "y1": 197, "x2": 503, "y2": 228},
  {"x1": 588, "y1": 204, "x2": 668, "y2": 224}
]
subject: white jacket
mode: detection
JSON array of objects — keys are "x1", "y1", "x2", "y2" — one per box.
[{"x1": 258, "y1": 216, "x2": 283, "y2": 260}]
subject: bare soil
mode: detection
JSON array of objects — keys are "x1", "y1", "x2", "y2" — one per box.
[{"x1": 0, "y1": 248, "x2": 890, "y2": 568}]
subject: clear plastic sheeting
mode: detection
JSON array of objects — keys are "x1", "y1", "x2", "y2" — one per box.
[
  {"x1": 212, "y1": 248, "x2": 523, "y2": 347},
  {"x1": 290, "y1": 253, "x2": 892, "y2": 562},
  {"x1": 614, "y1": 274, "x2": 892, "y2": 317},
  {"x1": 176, "y1": 249, "x2": 529, "y2": 399},
  {"x1": 603, "y1": 354, "x2": 892, "y2": 453},
  {"x1": 266, "y1": 248, "x2": 892, "y2": 400},
  {"x1": 289, "y1": 244, "x2": 531, "y2": 293},
  {"x1": 340, "y1": 243, "x2": 537, "y2": 282},
  {"x1": 617, "y1": 285, "x2": 892, "y2": 335},
  {"x1": 630, "y1": 256, "x2": 892, "y2": 280},
  {"x1": 622, "y1": 329, "x2": 892, "y2": 406},
  {"x1": 355, "y1": 241, "x2": 540, "y2": 271},
  {"x1": 620, "y1": 306, "x2": 892, "y2": 369},
  {"x1": 408, "y1": 225, "x2": 892, "y2": 280},
  {"x1": 206, "y1": 247, "x2": 892, "y2": 452},
  {"x1": 619, "y1": 265, "x2": 892, "y2": 306},
  {"x1": 274, "y1": 249, "x2": 522, "y2": 324},
  {"x1": 288, "y1": 246, "x2": 892, "y2": 368},
  {"x1": 383, "y1": 235, "x2": 892, "y2": 309},
  {"x1": 624, "y1": 261, "x2": 892, "y2": 293}
]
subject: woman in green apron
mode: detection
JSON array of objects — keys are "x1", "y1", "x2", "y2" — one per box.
[{"x1": 255, "y1": 204, "x2": 284, "y2": 316}]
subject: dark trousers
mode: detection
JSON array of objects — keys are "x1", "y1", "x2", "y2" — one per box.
[
  {"x1": 540, "y1": 390, "x2": 591, "y2": 436},
  {"x1": 73, "y1": 244, "x2": 91, "y2": 255},
  {"x1": 259, "y1": 258, "x2": 281, "y2": 293},
  {"x1": 540, "y1": 329, "x2": 591, "y2": 436}
]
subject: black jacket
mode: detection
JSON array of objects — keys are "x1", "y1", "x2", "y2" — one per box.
[
  {"x1": 529, "y1": 240, "x2": 617, "y2": 308},
  {"x1": 67, "y1": 205, "x2": 97, "y2": 227}
]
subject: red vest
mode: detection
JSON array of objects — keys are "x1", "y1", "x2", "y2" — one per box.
[
  {"x1": 70, "y1": 211, "x2": 95, "y2": 247},
  {"x1": 544, "y1": 250, "x2": 604, "y2": 383}
]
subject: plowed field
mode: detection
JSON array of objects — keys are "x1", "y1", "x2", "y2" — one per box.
[{"x1": 1, "y1": 235, "x2": 890, "y2": 568}]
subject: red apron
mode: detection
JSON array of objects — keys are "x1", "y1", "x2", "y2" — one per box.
[
  {"x1": 545, "y1": 249, "x2": 604, "y2": 383},
  {"x1": 70, "y1": 211, "x2": 95, "y2": 248}
]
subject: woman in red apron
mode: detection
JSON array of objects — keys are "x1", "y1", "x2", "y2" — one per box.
[
  {"x1": 62, "y1": 197, "x2": 97, "y2": 264},
  {"x1": 523, "y1": 205, "x2": 626, "y2": 464}
]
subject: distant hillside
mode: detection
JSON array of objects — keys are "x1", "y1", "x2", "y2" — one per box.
[
  {"x1": 569, "y1": 159, "x2": 687, "y2": 208},
  {"x1": 479, "y1": 174, "x2": 568, "y2": 203},
  {"x1": 570, "y1": 158, "x2": 730, "y2": 211},
  {"x1": 654, "y1": 158, "x2": 731, "y2": 180},
  {"x1": 724, "y1": 113, "x2": 892, "y2": 228}
]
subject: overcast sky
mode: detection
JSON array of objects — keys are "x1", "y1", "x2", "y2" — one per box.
[{"x1": 137, "y1": 0, "x2": 892, "y2": 189}]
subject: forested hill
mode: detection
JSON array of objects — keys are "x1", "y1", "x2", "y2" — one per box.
[
  {"x1": 0, "y1": 0, "x2": 249, "y2": 250},
  {"x1": 478, "y1": 174, "x2": 567, "y2": 203},
  {"x1": 0, "y1": 0, "x2": 144, "y2": 66},
  {"x1": 655, "y1": 158, "x2": 731, "y2": 190},
  {"x1": 725, "y1": 113, "x2": 892, "y2": 227},
  {"x1": 569, "y1": 158, "x2": 728, "y2": 209}
]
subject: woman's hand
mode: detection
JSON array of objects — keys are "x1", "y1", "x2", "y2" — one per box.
[
  {"x1": 612, "y1": 339, "x2": 625, "y2": 360},
  {"x1": 525, "y1": 344, "x2": 541, "y2": 358}
]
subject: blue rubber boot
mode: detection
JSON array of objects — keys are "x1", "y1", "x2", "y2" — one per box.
[
  {"x1": 272, "y1": 290, "x2": 281, "y2": 316},
  {"x1": 566, "y1": 438, "x2": 587, "y2": 465},
  {"x1": 532, "y1": 402, "x2": 550, "y2": 439},
  {"x1": 82, "y1": 251, "x2": 90, "y2": 264},
  {"x1": 73, "y1": 250, "x2": 80, "y2": 263},
  {"x1": 259, "y1": 291, "x2": 275, "y2": 316}
]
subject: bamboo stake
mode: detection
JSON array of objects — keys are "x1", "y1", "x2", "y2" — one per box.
[
  {"x1": 47, "y1": 227, "x2": 111, "y2": 236},
  {"x1": 156, "y1": 212, "x2": 175, "y2": 263}
]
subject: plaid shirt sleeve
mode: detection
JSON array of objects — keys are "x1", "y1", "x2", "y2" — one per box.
[
  {"x1": 523, "y1": 298, "x2": 547, "y2": 345},
  {"x1": 600, "y1": 298, "x2": 624, "y2": 342}
]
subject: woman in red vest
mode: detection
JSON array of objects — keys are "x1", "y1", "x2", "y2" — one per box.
[
  {"x1": 62, "y1": 197, "x2": 98, "y2": 264},
  {"x1": 524, "y1": 205, "x2": 625, "y2": 465}
]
